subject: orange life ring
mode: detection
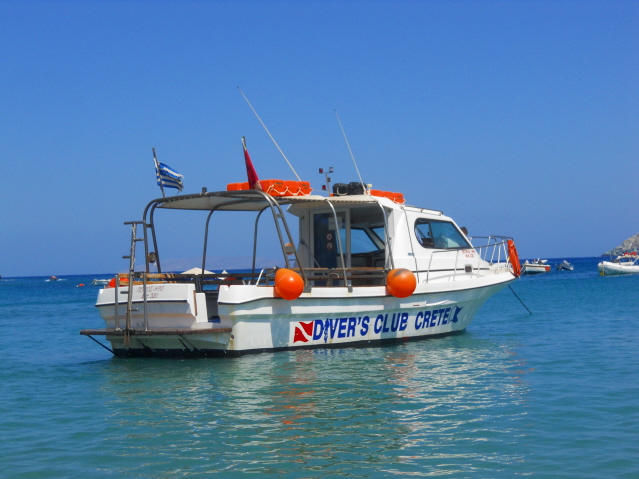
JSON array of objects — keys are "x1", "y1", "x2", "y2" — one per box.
[{"x1": 507, "y1": 240, "x2": 521, "y2": 277}]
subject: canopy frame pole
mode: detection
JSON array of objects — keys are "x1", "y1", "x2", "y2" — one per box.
[
  {"x1": 147, "y1": 204, "x2": 161, "y2": 273},
  {"x1": 253, "y1": 190, "x2": 307, "y2": 286},
  {"x1": 375, "y1": 201, "x2": 395, "y2": 272},
  {"x1": 202, "y1": 210, "x2": 215, "y2": 275},
  {"x1": 142, "y1": 190, "x2": 309, "y2": 286},
  {"x1": 252, "y1": 207, "x2": 268, "y2": 275}
]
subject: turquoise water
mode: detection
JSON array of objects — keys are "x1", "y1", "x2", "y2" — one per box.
[{"x1": 1, "y1": 257, "x2": 637, "y2": 477}]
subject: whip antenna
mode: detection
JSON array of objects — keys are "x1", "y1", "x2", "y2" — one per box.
[
  {"x1": 335, "y1": 110, "x2": 366, "y2": 193},
  {"x1": 237, "y1": 86, "x2": 301, "y2": 181}
]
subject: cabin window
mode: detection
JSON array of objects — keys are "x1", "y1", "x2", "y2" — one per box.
[
  {"x1": 347, "y1": 226, "x2": 386, "y2": 268},
  {"x1": 414, "y1": 219, "x2": 470, "y2": 250},
  {"x1": 371, "y1": 226, "x2": 385, "y2": 243},
  {"x1": 349, "y1": 228, "x2": 379, "y2": 254}
]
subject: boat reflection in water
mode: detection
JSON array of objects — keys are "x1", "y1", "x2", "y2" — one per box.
[{"x1": 100, "y1": 338, "x2": 531, "y2": 472}]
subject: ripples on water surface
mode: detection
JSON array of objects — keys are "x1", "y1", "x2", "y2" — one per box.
[{"x1": 1, "y1": 258, "x2": 637, "y2": 477}]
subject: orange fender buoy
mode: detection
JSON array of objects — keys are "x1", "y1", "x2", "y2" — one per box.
[
  {"x1": 508, "y1": 240, "x2": 521, "y2": 277},
  {"x1": 386, "y1": 268, "x2": 417, "y2": 298},
  {"x1": 274, "y1": 268, "x2": 304, "y2": 300},
  {"x1": 107, "y1": 276, "x2": 128, "y2": 288}
]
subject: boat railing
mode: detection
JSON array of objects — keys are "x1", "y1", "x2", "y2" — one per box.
[
  {"x1": 469, "y1": 236, "x2": 512, "y2": 264},
  {"x1": 117, "y1": 267, "x2": 389, "y2": 291},
  {"x1": 117, "y1": 237, "x2": 512, "y2": 292},
  {"x1": 426, "y1": 237, "x2": 512, "y2": 282},
  {"x1": 293, "y1": 268, "x2": 386, "y2": 287}
]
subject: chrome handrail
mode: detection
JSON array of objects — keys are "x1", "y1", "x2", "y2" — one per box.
[{"x1": 425, "y1": 237, "x2": 512, "y2": 283}]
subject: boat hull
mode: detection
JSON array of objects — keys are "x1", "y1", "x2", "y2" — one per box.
[
  {"x1": 93, "y1": 276, "x2": 513, "y2": 358},
  {"x1": 108, "y1": 329, "x2": 468, "y2": 358},
  {"x1": 521, "y1": 264, "x2": 550, "y2": 274},
  {"x1": 597, "y1": 262, "x2": 639, "y2": 276},
  {"x1": 556, "y1": 262, "x2": 574, "y2": 271}
]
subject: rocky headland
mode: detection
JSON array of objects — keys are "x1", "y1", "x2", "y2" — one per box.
[{"x1": 602, "y1": 232, "x2": 639, "y2": 256}]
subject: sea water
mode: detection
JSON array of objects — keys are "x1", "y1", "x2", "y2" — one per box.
[{"x1": 1, "y1": 257, "x2": 637, "y2": 478}]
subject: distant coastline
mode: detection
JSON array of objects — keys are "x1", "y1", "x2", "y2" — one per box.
[
  {"x1": 3, "y1": 253, "x2": 636, "y2": 278},
  {"x1": 602, "y1": 232, "x2": 639, "y2": 256}
]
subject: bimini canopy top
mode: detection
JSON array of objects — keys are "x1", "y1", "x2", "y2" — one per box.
[{"x1": 153, "y1": 190, "x2": 385, "y2": 212}]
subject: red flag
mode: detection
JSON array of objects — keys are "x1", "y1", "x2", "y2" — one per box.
[{"x1": 242, "y1": 137, "x2": 262, "y2": 191}]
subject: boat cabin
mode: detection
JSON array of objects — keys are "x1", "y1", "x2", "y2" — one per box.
[{"x1": 129, "y1": 185, "x2": 492, "y2": 296}]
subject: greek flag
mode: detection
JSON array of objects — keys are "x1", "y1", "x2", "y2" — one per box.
[{"x1": 156, "y1": 162, "x2": 184, "y2": 191}]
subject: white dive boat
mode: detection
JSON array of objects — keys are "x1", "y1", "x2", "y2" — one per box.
[
  {"x1": 597, "y1": 252, "x2": 639, "y2": 276},
  {"x1": 521, "y1": 259, "x2": 550, "y2": 274},
  {"x1": 556, "y1": 260, "x2": 574, "y2": 271},
  {"x1": 91, "y1": 279, "x2": 110, "y2": 286},
  {"x1": 81, "y1": 182, "x2": 521, "y2": 358}
]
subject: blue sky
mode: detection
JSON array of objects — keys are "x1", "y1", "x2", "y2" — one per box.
[{"x1": 1, "y1": 0, "x2": 637, "y2": 277}]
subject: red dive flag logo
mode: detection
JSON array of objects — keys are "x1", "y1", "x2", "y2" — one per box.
[
  {"x1": 242, "y1": 136, "x2": 263, "y2": 191},
  {"x1": 293, "y1": 321, "x2": 314, "y2": 343}
]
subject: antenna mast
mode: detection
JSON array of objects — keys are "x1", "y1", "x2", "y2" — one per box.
[
  {"x1": 335, "y1": 110, "x2": 366, "y2": 192},
  {"x1": 237, "y1": 87, "x2": 301, "y2": 181},
  {"x1": 319, "y1": 166, "x2": 333, "y2": 194}
]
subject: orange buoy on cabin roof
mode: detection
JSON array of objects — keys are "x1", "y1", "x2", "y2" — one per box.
[
  {"x1": 226, "y1": 180, "x2": 311, "y2": 197},
  {"x1": 369, "y1": 189, "x2": 405, "y2": 204},
  {"x1": 274, "y1": 268, "x2": 304, "y2": 300},
  {"x1": 386, "y1": 268, "x2": 417, "y2": 298},
  {"x1": 227, "y1": 182, "x2": 249, "y2": 191}
]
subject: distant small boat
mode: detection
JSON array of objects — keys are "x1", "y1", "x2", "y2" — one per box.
[
  {"x1": 521, "y1": 259, "x2": 551, "y2": 274},
  {"x1": 91, "y1": 279, "x2": 111, "y2": 286},
  {"x1": 49, "y1": 276, "x2": 59, "y2": 281},
  {"x1": 597, "y1": 252, "x2": 639, "y2": 276},
  {"x1": 556, "y1": 260, "x2": 574, "y2": 271}
]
